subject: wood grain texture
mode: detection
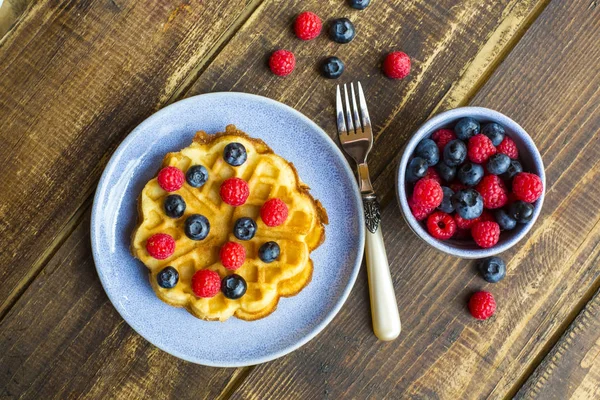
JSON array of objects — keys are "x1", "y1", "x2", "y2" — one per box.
[
  {"x1": 0, "y1": 0, "x2": 257, "y2": 318},
  {"x1": 225, "y1": 1, "x2": 600, "y2": 398}
]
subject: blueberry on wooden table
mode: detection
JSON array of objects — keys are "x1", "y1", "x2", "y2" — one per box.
[
  {"x1": 329, "y1": 18, "x2": 356, "y2": 44},
  {"x1": 321, "y1": 56, "x2": 345, "y2": 79}
]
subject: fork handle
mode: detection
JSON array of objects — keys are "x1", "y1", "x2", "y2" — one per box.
[{"x1": 363, "y1": 197, "x2": 401, "y2": 341}]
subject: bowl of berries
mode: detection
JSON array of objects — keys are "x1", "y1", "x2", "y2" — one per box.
[{"x1": 397, "y1": 107, "x2": 545, "y2": 258}]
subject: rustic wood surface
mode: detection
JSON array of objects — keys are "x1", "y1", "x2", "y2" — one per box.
[{"x1": 0, "y1": 0, "x2": 599, "y2": 398}]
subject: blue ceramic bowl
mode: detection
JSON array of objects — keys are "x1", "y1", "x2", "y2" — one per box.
[{"x1": 396, "y1": 107, "x2": 545, "y2": 259}]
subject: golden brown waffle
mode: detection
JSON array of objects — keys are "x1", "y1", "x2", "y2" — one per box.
[{"x1": 131, "y1": 125, "x2": 328, "y2": 321}]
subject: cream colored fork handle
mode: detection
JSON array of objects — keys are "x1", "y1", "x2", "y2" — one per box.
[{"x1": 365, "y1": 226, "x2": 401, "y2": 341}]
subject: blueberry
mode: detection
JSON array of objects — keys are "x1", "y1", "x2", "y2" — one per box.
[
  {"x1": 438, "y1": 187, "x2": 455, "y2": 213},
  {"x1": 437, "y1": 162, "x2": 456, "y2": 182},
  {"x1": 348, "y1": 0, "x2": 370, "y2": 9},
  {"x1": 406, "y1": 157, "x2": 428, "y2": 183},
  {"x1": 477, "y1": 257, "x2": 506, "y2": 283},
  {"x1": 495, "y1": 209, "x2": 517, "y2": 230},
  {"x1": 223, "y1": 142, "x2": 247, "y2": 166},
  {"x1": 443, "y1": 139, "x2": 467, "y2": 167},
  {"x1": 454, "y1": 117, "x2": 480, "y2": 141},
  {"x1": 329, "y1": 18, "x2": 355, "y2": 44},
  {"x1": 414, "y1": 138, "x2": 440, "y2": 166},
  {"x1": 321, "y1": 57, "x2": 345, "y2": 79},
  {"x1": 509, "y1": 201, "x2": 534, "y2": 223},
  {"x1": 457, "y1": 162, "x2": 484, "y2": 186},
  {"x1": 486, "y1": 153, "x2": 511, "y2": 175},
  {"x1": 184, "y1": 214, "x2": 210, "y2": 240},
  {"x1": 164, "y1": 194, "x2": 186, "y2": 218},
  {"x1": 186, "y1": 165, "x2": 209, "y2": 188},
  {"x1": 221, "y1": 274, "x2": 247, "y2": 299},
  {"x1": 452, "y1": 189, "x2": 483, "y2": 220},
  {"x1": 258, "y1": 241, "x2": 280, "y2": 263},
  {"x1": 501, "y1": 159, "x2": 523, "y2": 180},
  {"x1": 482, "y1": 122, "x2": 505, "y2": 146},
  {"x1": 157, "y1": 266, "x2": 179, "y2": 289},
  {"x1": 233, "y1": 217, "x2": 257, "y2": 241}
]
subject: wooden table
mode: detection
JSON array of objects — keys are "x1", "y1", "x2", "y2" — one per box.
[{"x1": 1, "y1": 0, "x2": 599, "y2": 398}]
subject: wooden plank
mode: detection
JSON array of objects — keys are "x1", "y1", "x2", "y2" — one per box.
[
  {"x1": 0, "y1": 0, "x2": 261, "y2": 317},
  {"x1": 224, "y1": 1, "x2": 600, "y2": 398},
  {"x1": 0, "y1": 0, "x2": 32, "y2": 38}
]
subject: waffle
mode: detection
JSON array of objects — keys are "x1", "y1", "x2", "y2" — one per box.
[{"x1": 131, "y1": 125, "x2": 328, "y2": 321}]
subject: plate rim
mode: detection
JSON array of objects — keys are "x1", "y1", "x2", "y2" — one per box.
[{"x1": 90, "y1": 92, "x2": 366, "y2": 367}]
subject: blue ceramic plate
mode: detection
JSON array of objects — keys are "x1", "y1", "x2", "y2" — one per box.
[{"x1": 91, "y1": 93, "x2": 365, "y2": 367}]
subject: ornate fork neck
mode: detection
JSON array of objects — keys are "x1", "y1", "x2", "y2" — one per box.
[{"x1": 357, "y1": 162, "x2": 375, "y2": 196}]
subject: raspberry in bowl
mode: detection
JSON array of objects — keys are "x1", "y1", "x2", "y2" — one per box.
[{"x1": 396, "y1": 107, "x2": 545, "y2": 258}]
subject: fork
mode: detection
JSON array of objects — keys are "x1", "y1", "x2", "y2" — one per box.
[{"x1": 336, "y1": 82, "x2": 401, "y2": 341}]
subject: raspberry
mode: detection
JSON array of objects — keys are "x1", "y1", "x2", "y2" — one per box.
[
  {"x1": 472, "y1": 221, "x2": 500, "y2": 248},
  {"x1": 220, "y1": 242, "x2": 246, "y2": 270},
  {"x1": 454, "y1": 209, "x2": 495, "y2": 230},
  {"x1": 260, "y1": 198, "x2": 289, "y2": 227},
  {"x1": 450, "y1": 181, "x2": 467, "y2": 193},
  {"x1": 468, "y1": 134, "x2": 497, "y2": 164},
  {"x1": 192, "y1": 269, "x2": 221, "y2": 298},
  {"x1": 431, "y1": 129, "x2": 456, "y2": 152},
  {"x1": 424, "y1": 167, "x2": 442, "y2": 183},
  {"x1": 157, "y1": 166, "x2": 184, "y2": 192},
  {"x1": 412, "y1": 178, "x2": 443, "y2": 209},
  {"x1": 408, "y1": 197, "x2": 434, "y2": 221},
  {"x1": 382, "y1": 51, "x2": 411, "y2": 79},
  {"x1": 476, "y1": 175, "x2": 508, "y2": 209},
  {"x1": 220, "y1": 177, "x2": 249, "y2": 206},
  {"x1": 146, "y1": 233, "x2": 175, "y2": 260},
  {"x1": 269, "y1": 50, "x2": 295, "y2": 76},
  {"x1": 426, "y1": 211, "x2": 456, "y2": 240},
  {"x1": 512, "y1": 172, "x2": 543, "y2": 203},
  {"x1": 294, "y1": 11, "x2": 322, "y2": 40},
  {"x1": 468, "y1": 291, "x2": 496, "y2": 320},
  {"x1": 497, "y1": 136, "x2": 519, "y2": 159}
]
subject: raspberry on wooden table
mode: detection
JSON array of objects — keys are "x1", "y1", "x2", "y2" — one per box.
[
  {"x1": 469, "y1": 291, "x2": 496, "y2": 320},
  {"x1": 157, "y1": 166, "x2": 185, "y2": 192},
  {"x1": 512, "y1": 172, "x2": 543, "y2": 203},
  {"x1": 192, "y1": 269, "x2": 221, "y2": 298},
  {"x1": 382, "y1": 51, "x2": 411, "y2": 79},
  {"x1": 146, "y1": 233, "x2": 175, "y2": 260},
  {"x1": 294, "y1": 11, "x2": 322, "y2": 40},
  {"x1": 269, "y1": 50, "x2": 295, "y2": 76}
]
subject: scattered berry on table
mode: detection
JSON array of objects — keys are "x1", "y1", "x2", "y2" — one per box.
[
  {"x1": 233, "y1": 217, "x2": 257, "y2": 241},
  {"x1": 458, "y1": 162, "x2": 484, "y2": 187},
  {"x1": 157, "y1": 166, "x2": 185, "y2": 192},
  {"x1": 443, "y1": 139, "x2": 467, "y2": 167},
  {"x1": 192, "y1": 269, "x2": 221, "y2": 298},
  {"x1": 454, "y1": 117, "x2": 480, "y2": 141},
  {"x1": 406, "y1": 157, "x2": 429, "y2": 183},
  {"x1": 382, "y1": 51, "x2": 411, "y2": 79},
  {"x1": 164, "y1": 194, "x2": 186, "y2": 219},
  {"x1": 469, "y1": 291, "x2": 496, "y2": 320},
  {"x1": 157, "y1": 266, "x2": 179, "y2": 289},
  {"x1": 431, "y1": 128, "x2": 456, "y2": 152},
  {"x1": 468, "y1": 134, "x2": 497, "y2": 164},
  {"x1": 349, "y1": 0, "x2": 371, "y2": 9},
  {"x1": 426, "y1": 211, "x2": 457, "y2": 240},
  {"x1": 486, "y1": 153, "x2": 511, "y2": 175},
  {"x1": 414, "y1": 138, "x2": 440, "y2": 166},
  {"x1": 223, "y1": 142, "x2": 247, "y2": 166},
  {"x1": 412, "y1": 178, "x2": 443, "y2": 209},
  {"x1": 501, "y1": 159, "x2": 523, "y2": 181},
  {"x1": 184, "y1": 214, "x2": 210, "y2": 241},
  {"x1": 409, "y1": 197, "x2": 434, "y2": 221},
  {"x1": 221, "y1": 274, "x2": 248, "y2": 299},
  {"x1": 509, "y1": 200, "x2": 534, "y2": 223},
  {"x1": 269, "y1": 50, "x2": 295, "y2": 76},
  {"x1": 472, "y1": 221, "x2": 500, "y2": 248},
  {"x1": 477, "y1": 257, "x2": 506, "y2": 283},
  {"x1": 481, "y1": 122, "x2": 505, "y2": 146},
  {"x1": 186, "y1": 165, "x2": 209, "y2": 188},
  {"x1": 452, "y1": 188, "x2": 483, "y2": 220},
  {"x1": 329, "y1": 18, "x2": 356, "y2": 44},
  {"x1": 424, "y1": 167, "x2": 442, "y2": 184},
  {"x1": 220, "y1": 177, "x2": 250, "y2": 206},
  {"x1": 476, "y1": 175, "x2": 508, "y2": 209},
  {"x1": 261, "y1": 198, "x2": 289, "y2": 227},
  {"x1": 512, "y1": 172, "x2": 543, "y2": 203},
  {"x1": 438, "y1": 186, "x2": 455, "y2": 213},
  {"x1": 496, "y1": 136, "x2": 519, "y2": 159},
  {"x1": 437, "y1": 162, "x2": 456, "y2": 183},
  {"x1": 220, "y1": 242, "x2": 246, "y2": 270},
  {"x1": 321, "y1": 56, "x2": 345, "y2": 79},
  {"x1": 259, "y1": 241, "x2": 281, "y2": 263},
  {"x1": 146, "y1": 233, "x2": 175, "y2": 260},
  {"x1": 294, "y1": 11, "x2": 322, "y2": 41},
  {"x1": 494, "y1": 209, "x2": 517, "y2": 231}
]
